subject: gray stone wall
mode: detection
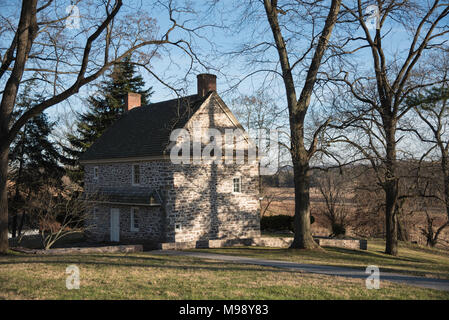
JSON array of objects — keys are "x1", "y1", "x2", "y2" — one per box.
[
  {"x1": 256, "y1": 237, "x2": 368, "y2": 250},
  {"x1": 169, "y1": 162, "x2": 260, "y2": 242},
  {"x1": 85, "y1": 160, "x2": 260, "y2": 244},
  {"x1": 86, "y1": 204, "x2": 163, "y2": 243},
  {"x1": 85, "y1": 161, "x2": 174, "y2": 193}
]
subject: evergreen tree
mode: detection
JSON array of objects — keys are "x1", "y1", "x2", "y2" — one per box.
[
  {"x1": 8, "y1": 82, "x2": 64, "y2": 237},
  {"x1": 64, "y1": 57, "x2": 153, "y2": 183}
]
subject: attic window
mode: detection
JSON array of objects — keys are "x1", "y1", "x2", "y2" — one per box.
[
  {"x1": 132, "y1": 164, "x2": 140, "y2": 185},
  {"x1": 233, "y1": 177, "x2": 241, "y2": 193}
]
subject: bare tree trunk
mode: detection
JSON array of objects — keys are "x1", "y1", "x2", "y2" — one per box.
[
  {"x1": 17, "y1": 212, "x2": 26, "y2": 237},
  {"x1": 397, "y1": 219, "x2": 409, "y2": 242},
  {"x1": 11, "y1": 123, "x2": 27, "y2": 239},
  {"x1": 291, "y1": 159, "x2": 317, "y2": 248},
  {"x1": 443, "y1": 155, "x2": 449, "y2": 224},
  {"x1": 11, "y1": 213, "x2": 17, "y2": 239},
  {"x1": 384, "y1": 122, "x2": 398, "y2": 255},
  {"x1": 385, "y1": 183, "x2": 398, "y2": 255},
  {"x1": 0, "y1": 149, "x2": 9, "y2": 254},
  {"x1": 0, "y1": 0, "x2": 37, "y2": 254},
  {"x1": 10, "y1": 153, "x2": 24, "y2": 239}
]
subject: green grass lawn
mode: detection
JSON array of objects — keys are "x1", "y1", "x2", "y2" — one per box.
[
  {"x1": 0, "y1": 249, "x2": 448, "y2": 299},
  {"x1": 187, "y1": 240, "x2": 449, "y2": 280}
]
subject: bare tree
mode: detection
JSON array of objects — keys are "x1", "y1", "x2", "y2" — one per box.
[
  {"x1": 421, "y1": 210, "x2": 448, "y2": 247},
  {"x1": 243, "y1": 0, "x2": 343, "y2": 249},
  {"x1": 33, "y1": 184, "x2": 95, "y2": 250},
  {"x1": 330, "y1": 0, "x2": 449, "y2": 255},
  {"x1": 408, "y1": 80, "x2": 449, "y2": 246},
  {"x1": 230, "y1": 91, "x2": 286, "y2": 133},
  {"x1": 351, "y1": 163, "x2": 418, "y2": 240},
  {"x1": 0, "y1": 0, "x2": 212, "y2": 253},
  {"x1": 230, "y1": 91, "x2": 290, "y2": 212},
  {"x1": 316, "y1": 169, "x2": 350, "y2": 237},
  {"x1": 260, "y1": 186, "x2": 292, "y2": 217}
]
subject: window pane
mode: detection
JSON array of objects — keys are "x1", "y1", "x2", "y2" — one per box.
[
  {"x1": 132, "y1": 208, "x2": 139, "y2": 230},
  {"x1": 233, "y1": 178, "x2": 241, "y2": 192},
  {"x1": 134, "y1": 215, "x2": 139, "y2": 228}
]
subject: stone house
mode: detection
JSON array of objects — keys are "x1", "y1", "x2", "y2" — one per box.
[{"x1": 80, "y1": 74, "x2": 261, "y2": 248}]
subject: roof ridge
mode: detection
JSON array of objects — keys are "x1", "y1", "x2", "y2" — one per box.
[{"x1": 137, "y1": 94, "x2": 199, "y2": 109}]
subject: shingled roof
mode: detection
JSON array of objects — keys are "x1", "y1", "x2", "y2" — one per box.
[
  {"x1": 87, "y1": 187, "x2": 163, "y2": 206},
  {"x1": 80, "y1": 93, "x2": 210, "y2": 162}
]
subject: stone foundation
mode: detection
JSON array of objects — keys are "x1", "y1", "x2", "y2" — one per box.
[
  {"x1": 156, "y1": 236, "x2": 367, "y2": 250},
  {"x1": 314, "y1": 238, "x2": 368, "y2": 250},
  {"x1": 256, "y1": 236, "x2": 293, "y2": 248},
  {"x1": 256, "y1": 237, "x2": 367, "y2": 250},
  {"x1": 11, "y1": 244, "x2": 143, "y2": 255},
  {"x1": 158, "y1": 238, "x2": 258, "y2": 250}
]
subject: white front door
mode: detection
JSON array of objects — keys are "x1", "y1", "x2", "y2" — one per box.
[{"x1": 110, "y1": 208, "x2": 120, "y2": 242}]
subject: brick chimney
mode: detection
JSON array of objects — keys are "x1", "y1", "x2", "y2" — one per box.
[
  {"x1": 197, "y1": 73, "x2": 217, "y2": 98},
  {"x1": 125, "y1": 92, "x2": 141, "y2": 111}
]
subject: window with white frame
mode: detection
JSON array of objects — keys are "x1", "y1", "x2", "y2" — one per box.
[
  {"x1": 130, "y1": 207, "x2": 139, "y2": 232},
  {"x1": 233, "y1": 177, "x2": 241, "y2": 193},
  {"x1": 132, "y1": 164, "x2": 140, "y2": 185},
  {"x1": 93, "y1": 166, "x2": 99, "y2": 180}
]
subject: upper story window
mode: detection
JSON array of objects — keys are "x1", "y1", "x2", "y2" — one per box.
[
  {"x1": 233, "y1": 177, "x2": 241, "y2": 193},
  {"x1": 132, "y1": 164, "x2": 140, "y2": 185},
  {"x1": 93, "y1": 166, "x2": 99, "y2": 180},
  {"x1": 130, "y1": 207, "x2": 140, "y2": 232},
  {"x1": 92, "y1": 207, "x2": 99, "y2": 221}
]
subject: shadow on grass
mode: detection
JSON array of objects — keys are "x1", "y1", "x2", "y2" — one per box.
[
  {"x1": 179, "y1": 247, "x2": 449, "y2": 279},
  {"x1": 321, "y1": 247, "x2": 426, "y2": 264},
  {"x1": 0, "y1": 253, "x2": 302, "y2": 275},
  {"x1": 188, "y1": 245, "x2": 441, "y2": 269}
]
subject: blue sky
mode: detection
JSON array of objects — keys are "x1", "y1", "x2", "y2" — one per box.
[
  {"x1": 1, "y1": 0, "x2": 448, "y2": 161},
  {"x1": 1, "y1": 0, "x2": 440, "y2": 108}
]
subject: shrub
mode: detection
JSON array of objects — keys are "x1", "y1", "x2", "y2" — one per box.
[
  {"x1": 331, "y1": 223, "x2": 346, "y2": 238},
  {"x1": 261, "y1": 215, "x2": 294, "y2": 232},
  {"x1": 260, "y1": 215, "x2": 315, "y2": 232}
]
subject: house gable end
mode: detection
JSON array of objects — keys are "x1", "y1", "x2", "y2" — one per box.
[{"x1": 165, "y1": 92, "x2": 256, "y2": 155}]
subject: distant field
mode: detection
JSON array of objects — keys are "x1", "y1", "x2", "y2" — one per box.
[
  {"x1": 261, "y1": 187, "x2": 449, "y2": 248},
  {"x1": 1, "y1": 250, "x2": 448, "y2": 300}
]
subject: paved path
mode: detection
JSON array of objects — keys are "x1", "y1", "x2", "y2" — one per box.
[{"x1": 150, "y1": 250, "x2": 449, "y2": 292}]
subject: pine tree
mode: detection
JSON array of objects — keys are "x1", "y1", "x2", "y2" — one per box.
[
  {"x1": 64, "y1": 57, "x2": 153, "y2": 183},
  {"x1": 8, "y1": 82, "x2": 64, "y2": 237}
]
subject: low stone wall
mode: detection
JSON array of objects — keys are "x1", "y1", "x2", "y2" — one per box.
[
  {"x1": 256, "y1": 236, "x2": 367, "y2": 250},
  {"x1": 158, "y1": 237, "x2": 367, "y2": 250},
  {"x1": 159, "y1": 238, "x2": 257, "y2": 250},
  {"x1": 159, "y1": 242, "x2": 196, "y2": 250},
  {"x1": 11, "y1": 244, "x2": 143, "y2": 255},
  {"x1": 315, "y1": 238, "x2": 367, "y2": 250},
  {"x1": 256, "y1": 237, "x2": 293, "y2": 248}
]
